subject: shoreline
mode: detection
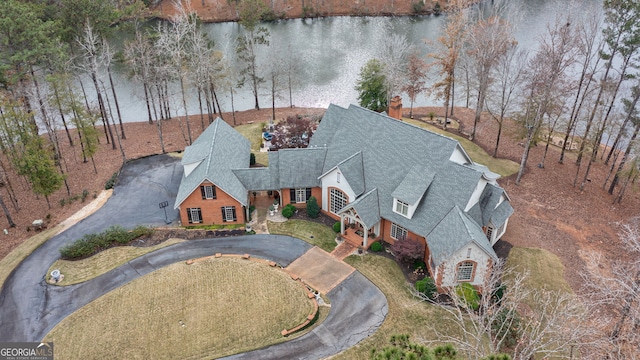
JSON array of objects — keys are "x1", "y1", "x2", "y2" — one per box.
[{"x1": 152, "y1": 0, "x2": 446, "y2": 23}]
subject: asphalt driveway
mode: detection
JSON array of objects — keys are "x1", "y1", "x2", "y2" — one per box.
[{"x1": 0, "y1": 154, "x2": 388, "y2": 359}]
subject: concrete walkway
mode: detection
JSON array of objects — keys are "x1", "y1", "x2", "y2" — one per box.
[{"x1": 0, "y1": 155, "x2": 388, "y2": 360}]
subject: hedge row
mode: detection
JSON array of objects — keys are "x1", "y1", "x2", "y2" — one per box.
[{"x1": 59, "y1": 225, "x2": 154, "y2": 260}]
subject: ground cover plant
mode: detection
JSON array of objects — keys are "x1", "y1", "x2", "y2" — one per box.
[{"x1": 44, "y1": 257, "x2": 317, "y2": 359}]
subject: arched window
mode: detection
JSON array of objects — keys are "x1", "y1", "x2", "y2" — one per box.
[
  {"x1": 456, "y1": 261, "x2": 475, "y2": 282},
  {"x1": 330, "y1": 188, "x2": 348, "y2": 214}
]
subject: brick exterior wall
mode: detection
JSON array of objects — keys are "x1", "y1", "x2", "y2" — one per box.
[
  {"x1": 282, "y1": 187, "x2": 322, "y2": 208},
  {"x1": 178, "y1": 181, "x2": 246, "y2": 225}
]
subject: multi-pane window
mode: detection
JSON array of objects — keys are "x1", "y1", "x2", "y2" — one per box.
[
  {"x1": 330, "y1": 188, "x2": 347, "y2": 214},
  {"x1": 187, "y1": 208, "x2": 202, "y2": 224},
  {"x1": 395, "y1": 200, "x2": 409, "y2": 216},
  {"x1": 296, "y1": 188, "x2": 307, "y2": 203},
  {"x1": 221, "y1": 206, "x2": 237, "y2": 222},
  {"x1": 485, "y1": 226, "x2": 494, "y2": 241},
  {"x1": 390, "y1": 223, "x2": 408, "y2": 240},
  {"x1": 201, "y1": 185, "x2": 216, "y2": 199},
  {"x1": 457, "y1": 261, "x2": 475, "y2": 282}
]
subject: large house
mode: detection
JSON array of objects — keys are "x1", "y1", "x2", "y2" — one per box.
[{"x1": 174, "y1": 104, "x2": 513, "y2": 289}]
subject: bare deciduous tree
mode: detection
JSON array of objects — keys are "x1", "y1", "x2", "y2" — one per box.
[
  {"x1": 582, "y1": 220, "x2": 640, "y2": 358},
  {"x1": 418, "y1": 260, "x2": 594, "y2": 360},
  {"x1": 466, "y1": 0, "x2": 517, "y2": 140}
]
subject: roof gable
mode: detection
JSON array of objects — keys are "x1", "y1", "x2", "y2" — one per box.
[
  {"x1": 338, "y1": 188, "x2": 380, "y2": 229},
  {"x1": 391, "y1": 165, "x2": 435, "y2": 205},
  {"x1": 427, "y1": 206, "x2": 498, "y2": 267},
  {"x1": 174, "y1": 118, "x2": 251, "y2": 209}
]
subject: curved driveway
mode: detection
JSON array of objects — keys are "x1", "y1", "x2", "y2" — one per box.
[{"x1": 0, "y1": 154, "x2": 387, "y2": 359}]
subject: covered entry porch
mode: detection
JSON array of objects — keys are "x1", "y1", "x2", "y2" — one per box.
[{"x1": 337, "y1": 205, "x2": 381, "y2": 249}]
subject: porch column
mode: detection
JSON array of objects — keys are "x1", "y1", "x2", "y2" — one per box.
[
  {"x1": 363, "y1": 227, "x2": 369, "y2": 248},
  {"x1": 340, "y1": 213, "x2": 345, "y2": 235}
]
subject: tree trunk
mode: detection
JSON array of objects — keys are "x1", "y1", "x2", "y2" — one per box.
[
  {"x1": 179, "y1": 76, "x2": 193, "y2": 144},
  {"x1": 608, "y1": 121, "x2": 640, "y2": 194},
  {"x1": 0, "y1": 193, "x2": 16, "y2": 228},
  {"x1": 143, "y1": 81, "x2": 153, "y2": 124},
  {"x1": 107, "y1": 65, "x2": 126, "y2": 139},
  {"x1": 52, "y1": 82, "x2": 74, "y2": 146}
]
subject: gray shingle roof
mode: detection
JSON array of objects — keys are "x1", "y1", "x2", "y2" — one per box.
[
  {"x1": 309, "y1": 104, "x2": 485, "y2": 236},
  {"x1": 427, "y1": 206, "x2": 498, "y2": 267},
  {"x1": 337, "y1": 152, "x2": 365, "y2": 197},
  {"x1": 391, "y1": 165, "x2": 435, "y2": 205},
  {"x1": 174, "y1": 118, "x2": 250, "y2": 209},
  {"x1": 491, "y1": 201, "x2": 514, "y2": 228},
  {"x1": 233, "y1": 168, "x2": 274, "y2": 191},
  {"x1": 338, "y1": 188, "x2": 380, "y2": 229},
  {"x1": 275, "y1": 147, "x2": 326, "y2": 188}
]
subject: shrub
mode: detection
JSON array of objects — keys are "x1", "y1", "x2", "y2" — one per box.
[
  {"x1": 81, "y1": 189, "x2": 89, "y2": 202},
  {"x1": 492, "y1": 309, "x2": 522, "y2": 351},
  {"x1": 332, "y1": 221, "x2": 341, "y2": 233},
  {"x1": 456, "y1": 283, "x2": 480, "y2": 311},
  {"x1": 59, "y1": 198, "x2": 66, "y2": 207},
  {"x1": 282, "y1": 204, "x2": 296, "y2": 218},
  {"x1": 306, "y1": 196, "x2": 320, "y2": 218},
  {"x1": 433, "y1": 343, "x2": 457, "y2": 359},
  {"x1": 391, "y1": 239, "x2": 425, "y2": 264},
  {"x1": 59, "y1": 225, "x2": 153, "y2": 260},
  {"x1": 415, "y1": 278, "x2": 437, "y2": 300},
  {"x1": 130, "y1": 225, "x2": 154, "y2": 239},
  {"x1": 413, "y1": 259, "x2": 426, "y2": 269},
  {"x1": 412, "y1": 1, "x2": 425, "y2": 13},
  {"x1": 370, "y1": 241, "x2": 383, "y2": 252},
  {"x1": 433, "y1": 2, "x2": 442, "y2": 15},
  {"x1": 105, "y1": 172, "x2": 118, "y2": 190},
  {"x1": 250, "y1": 153, "x2": 256, "y2": 166}
]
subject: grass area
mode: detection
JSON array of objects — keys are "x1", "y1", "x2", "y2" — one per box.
[
  {"x1": 336, "y1": 255, "x2": 459, "y2": 360},
  {"x1": 505, "y1": 247, "x2": 573, "y2": 295},
  {"x1": 268, "y1": 219, "x2": 338, "y2": 252},
  {"x1": 403, "y1": 118, "x2": 519, "y2": 177},
  {"x1": 47, "y1": 239, "x2": 185, "y2": 286},
  {"x1": 44, "y1": 257, "x2": 317, "y2": 359},
  {"x1": 333, "y1": 246, "x2": 573, "y2": 359},
  {"x1": 235, "y1": 122, "x2": 269, "y2": 166},
  {"x1": 0, "y1": 227, "x2": 59, "y2": 291}
]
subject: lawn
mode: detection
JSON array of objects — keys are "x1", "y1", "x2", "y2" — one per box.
[
  {"x1": 403, "y1": 118, "x2": 519, "y2": 177},
  {"x1": 505, "y1": 246, "x2": 573, "y2": 295},
  {"x1": 44, "y1": 257, "x2": 318, "y2": 359},
  {"x1": 235, "y1": 122, "x2": 269, "y2": 166},
  {"x1": 46, "y1": 238, "x2": 185, "y2": 286},
  {"x1": 268, "y1": 219, "x2": 338, "y2": 252},
  {"x1": 333, "y1": 245, "x2": 573, "y2": 359},
  {"x1": 336, "y1": 254, "x2": 459, "y2": 359}
]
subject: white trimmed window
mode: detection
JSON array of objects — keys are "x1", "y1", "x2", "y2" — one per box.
[
  {"x1": 330, "y1": 188, "x2": 347, "y2": 214},
  {"x1": 457, "y1": 261, "x2": 475, "y2": 282},
  {"x1": 296, "y1": 188, "x2": 307, "y2": 203},
  {"x1": 201, "y1": 185, "x2": 216, "y2": 199},
  {"x1": 395, "y1": 199, "x2": 409, "y2": 217},
  {"x1": 390, "y1": 223, "x2": 408, "y2": 240},
  {"x1": 188, "y1": 208, "x2": 202, "y2": 224},
  {"x1": 221, "y1": 206, "x2": 237, "y2": 222}
]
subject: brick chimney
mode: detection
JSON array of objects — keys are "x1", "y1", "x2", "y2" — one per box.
[{"x1": 388, "y1": 96, "x2": 402, "y2": 120}]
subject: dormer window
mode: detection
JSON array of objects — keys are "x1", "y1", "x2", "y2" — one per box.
[{"x1": 394, "y1": 199, "x2": 409, "y2": 217}]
